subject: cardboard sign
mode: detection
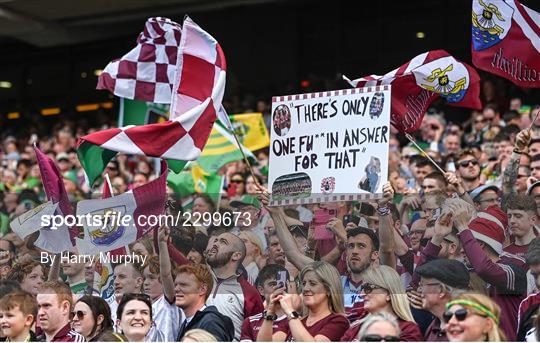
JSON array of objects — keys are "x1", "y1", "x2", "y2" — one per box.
[{"x1": 269, "y1": 86, "x2": 391, "y2": 206}]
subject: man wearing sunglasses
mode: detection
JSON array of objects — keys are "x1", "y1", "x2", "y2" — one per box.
[
  {"x1": 416, "y1": 259, "x2": 470, "y2": 341},
  {"x1": 454, "y1": 150, "x2": 481, "y2": 192}
]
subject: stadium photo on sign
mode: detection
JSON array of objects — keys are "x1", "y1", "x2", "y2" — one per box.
[{"x1": 0, "y1": 0, "x2": 539, "y2": 342}]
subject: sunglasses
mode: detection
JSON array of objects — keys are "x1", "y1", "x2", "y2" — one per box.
[
  {"x1": 458, "y1": 159, "x2": 478, "y2": 168},
  {"x1": 230, "y1": 179, "x2": 244, "y2": 184},
  {"x1": 474, "y1": 118, "x2": 486, "y2": 124},
  {"x1": 443, "y1": 308, "x2": 487, "y2": 322},
  {"x1": 363, "y1": 334, "x2": 400, "y2": 342},
  {"x1": 362, "y1": 283, "x2": 387, "y2": 294},
  {"x1": 71, "y1": 310, "x2": 86, "y2": 320}
]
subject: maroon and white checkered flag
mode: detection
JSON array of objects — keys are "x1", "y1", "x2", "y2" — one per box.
[
  {"x1": 97, "y1": 17, "x2": 182, "y2": 103},
  {"x1": 78, "y1": 16, "x2": 226, "y2": 185}
]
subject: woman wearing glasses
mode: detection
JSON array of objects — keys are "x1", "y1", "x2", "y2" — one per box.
[
  {"x1": 72, "y1": 295, "x2": 114, "y2": 341},
  {"x1": 116, "y1": 293, "x2": 155, "y2": 342},
  {"x1": 258, "y1": 261, "x2": 349, "y2": 341},
  {"x1": 444, "y1": 293, "x2": 505, "y2": 342},
  {"x1": 356, "y1": 313, "x2": 401, "y2": 342},
  {"x1": 341, "y1": 265, "x2": 422, "y2": 341}
]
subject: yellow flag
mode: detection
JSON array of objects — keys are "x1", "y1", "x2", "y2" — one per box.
[{"x1": 229, "y1": 112, "x2": 270, "y2": 151}]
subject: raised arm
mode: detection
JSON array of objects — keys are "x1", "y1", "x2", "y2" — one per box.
[
  {"x1": 377, "y1": 182, "x2": 396, "y2": 268},
  {"x1": 158, "y1": 226, "x2": 175, "y2": 303},
  {"x1": 48, "y1": 252, "x2": 61, "y2": 281},
  {"x1": 153, "y1": 225, "x2": 189, "y2": 266},
  {"x1": 502, "y1": 129, "x2": 530, "y2": 197},
  {"x1": 258, "y1": 188, "x2": 313, "y2": 270}
]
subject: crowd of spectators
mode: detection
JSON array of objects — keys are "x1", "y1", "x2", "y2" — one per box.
[{"x1": 0, "y1": 77, "x2": 539, "y2": 342}]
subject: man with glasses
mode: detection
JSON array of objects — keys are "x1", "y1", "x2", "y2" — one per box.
[
  {"x1": 504, "y1": 194, "x2": 538, "y2": 260},
  {"x1": 416, "y1": 259, "x2": 470, "y2": 341},
  {"x1": 454, "y1": 150, "x2": 481, "y2": 192},
  {"x1": 470, "y1": 185, "x2": 501, "y2": 211}
]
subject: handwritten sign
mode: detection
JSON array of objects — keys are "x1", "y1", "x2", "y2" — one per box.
[{"x1": 268, "y1": 86, "x2": 391, "y2": 205}]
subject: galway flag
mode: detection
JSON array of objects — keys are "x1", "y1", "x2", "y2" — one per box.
[
  {"x1": 97, "y1": 17, "x2": 182, "y2": 103},
  {"x1": 344, "y1": 50, "x2": 481, "y2": 133},
  {"x1": 79, "y1": 16, "x2": 226, "y2": 186},
  {"x1": 10, "y1": 201, "x2": 58, "y2": 240},
  {"x1": 75, "y1": 161, "x2": 167, "y2": 254},
  {"x1": 10, "y1": 147, "x2": 77, "y2": 253},
  {"x1": 472, "y1": 0, "x2": 540, "y2": 88}
]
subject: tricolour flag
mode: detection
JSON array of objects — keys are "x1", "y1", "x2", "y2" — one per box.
[
  {"x1": 11, "y1": 147, "x2": 78, "y2": 253},
  {"x1": 75, "y1": 161, "x2": 167, "y2": 254},
  {"x1": 472, "y1": 0, "x2": 540, "y2": 88},
  {"x1": 229, "y1": 112, "x2": 270, "y2": 151},
  {"x1": 118, "y1": 98, "x2": 169, "y2": 127},
  {"x1": 78, "y1": 16, "x2": 226, "y2": 186},
  {"x1": 344, "y1": 50, "x2": 481, "y2": 133}
]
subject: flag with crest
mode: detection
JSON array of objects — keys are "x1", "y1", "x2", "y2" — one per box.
[
  {"x1": 472, "y1": 0, "x2": 540, "y2": 88},
  {"x1": 344, "y1": 50, "x2": 481, "y2": 133}
]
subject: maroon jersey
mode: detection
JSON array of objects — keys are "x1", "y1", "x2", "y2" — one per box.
[
  {"x1": 276, "y1": 313, "x2": 349, "y2": 342},
  {"x1": 38, "y1": 323, "x2": 85, "y2": 342},
  {"x1": 504, "y1": 243, "x2": 530, "y2": 262},
  {"x1": 240, "y1": 313, "x2": 288, "y2": 341}
]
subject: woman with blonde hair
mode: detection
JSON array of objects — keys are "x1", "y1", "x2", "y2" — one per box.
[
  {"x1": 444, "y1": 293, "x2": 505, "y2": 342},
  {"x1": 341, "y1": 265, "x2": 422, "y2": 341},
  {"x1": 257, "y1": 261, "x2": 349, "y2": 341}
]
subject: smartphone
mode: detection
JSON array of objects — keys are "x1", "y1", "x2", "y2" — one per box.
[
  {"x1": 343, "y1": 214, "x2": 361, "y2": 226},
  {"x1": 276, "y1": 270, "x2": 287, "y2": 289},
  {"x1": 313, "y1": 209, "x2": 337, "y2": 240}
]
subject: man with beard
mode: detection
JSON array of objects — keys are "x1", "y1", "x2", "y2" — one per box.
[
  {"x1": 204, "y1": 232, "x2": 264, "y2": 341},
  {"x1": 454, "y1": 149, "x2": 482, "y2": 191},
  {"x1": 259, "y1": 189, "x2": 380, "y2": 321}
]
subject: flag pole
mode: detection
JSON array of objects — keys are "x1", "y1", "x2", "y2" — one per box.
[
  {"x1": 219, "y1": 105, "x2": 262, "y2": 188},
  {"x1": 105, "y1": 173, "x2": 115, "y2": 197},
  {"x1": 404, "y1": 133, "x2": 446, "y2": 174},
  {"x1": 529, "y1": 110, "x2": 540, "y2": 130}
]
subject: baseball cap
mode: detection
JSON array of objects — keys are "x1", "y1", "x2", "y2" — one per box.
[
  {"x1": 230, "y1": 195, "x2": 261, "y2": 210},
  {"x1": 470, "y1": 184, "x2": 500, "y2": 201}
]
